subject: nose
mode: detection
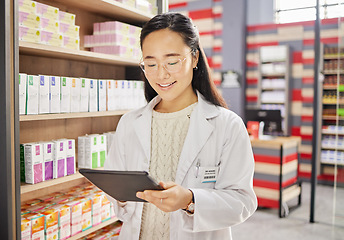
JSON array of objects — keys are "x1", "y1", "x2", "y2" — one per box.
[{"x1": 156, "y1": 63, "x2": 169, "y2": 79}]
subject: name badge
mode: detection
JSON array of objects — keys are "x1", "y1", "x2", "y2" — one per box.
[{"x1": 200, "y1": 167, "x2": 219, "y2": 183}]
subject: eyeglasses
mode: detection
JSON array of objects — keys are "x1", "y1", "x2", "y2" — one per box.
[{"x1": 139, "y1": 50, "x2": 193, "y2": 75}]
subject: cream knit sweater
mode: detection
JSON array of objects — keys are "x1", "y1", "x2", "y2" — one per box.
[{"x1": 139, "y1": 102, "x2": 197, "y2": 240}]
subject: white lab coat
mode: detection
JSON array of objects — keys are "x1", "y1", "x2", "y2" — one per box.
[{"x1": 104, "y1": 92, "x2": 257, "y2": 240}]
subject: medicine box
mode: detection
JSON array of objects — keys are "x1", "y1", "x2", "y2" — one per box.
[
  {"x1": 21, "y1": 218, "x2": 31, "y2": 240},
  {"x1": 60, "y1": 77, "x2": 71, "y2": 113},
  {"x1": 19, "y1": 11, "x2": 40, "y2": 28},
  {"x1": 106, "y1": 80, "x2": 116, "y2": 111},
  {"x1": 19, "y1": 73, "x2": 27, "y2": 115},
  {"x1": 65, "y1": 199, "x2": 82, "y2": 236},
  {"x1": 35, "y1": 2, "x2": 59, "y2": 21},
  {"x1": 18, "y1": 0, "x2": 36, "y2": 14},
  {"x1": 89, "y1": 79, "x2": 98, "y2": 112},
  {"x1": 38, "y1": 75, "x2": 50, "y2": 114},
  {"x1": 54, "y1": 204, "x2": 71, "y2": 240},
  {"x1": 24, "y1": 143, "x2": 44, "y2": 184},
  {"x1": 49, "y1": 76, "x2": 60, "y2": 113},
  {"x1": 59, "y1": 11, "x2": 76, "y2": 25},
  {"x1": 19, "y1": 26, "x2": 41, "y2": 43},
  {"x1": 80, "y1": 197, "x2": 92, "y2": 231},
  {"x1": 70, "y1": 78, "x2": 81, "y2": 113},
  {"x1": 98, "y1": 134, "x2": 107, "y2": 167},
  {"x1": 98, "y1": 80, "x2": 106, "y2": 111},
  {"x1": 63, "y1": 36, "x2": 80, "y2": 50},
  {"x1": 90, "y1": 194, "x2": 102, "y2": 226},
  {"x1": 40, "y1": 30, "x2": 63, "y2": 47},
  {"x1": 26, "y1": 75, "x2": 39, "y2": 115},
  {"x1": 42, "y1": 141, "x2": 54, "y2": 181},
  {"x1": 80, "y1": 78, "x2": 90, "y2": 112},
  {"x1": 40, "y1": 17, "x2": 59, "y2": 33},
  {"x1": 20, "y1": 144, "x2": 26, "y2": 182},
  {"x1": 66, "y1": 139, "x2": 76, "y2": 175},
  {"x1": 101, "y1": 195, "x2": 111, "y2": 222},
  {"x1": 79, "y1": 134, "x2": 99, "y2": 169},
  {"x1": 53, "y1": 139, "x2": 66, "y2": 178},
  {"x1": 42, "y1": 208, "x2": 59, "y2": 240},
  {"x1": 59, "y1": 22, "x2": 80, "y2": 38},
  {"x1": 25, "y1": 213, "x2": 45, "y2": 240}
]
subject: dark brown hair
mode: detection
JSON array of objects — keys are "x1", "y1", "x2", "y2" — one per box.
[{"x1": 140, "y1": 12, "x2": 227, "y2": 108}]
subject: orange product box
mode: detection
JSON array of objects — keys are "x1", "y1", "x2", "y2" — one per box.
[
  {"x1": 81, "y1": 197, "x2": 93, "y2": 231},
  {"x1": 247, "y1": 121, "x2": 260, "y2": 140},
  {"x1": 26, "y1": 204, "x2": 46, "y2": 213},
  {"x1": 54, "y1": 204, "x2": 71, "y2": 240},
  {"x1": 41, "y1": 208, "x2": 59, "y2": 240},
  {"x1": 65, "y1": 199, "x2": 82, "y2": 236},
  {"x1": 90, "y1": 193, "x2": 102, "y2": 226},
  {"x1": 21, "y1": 218, "x2": 31, "y2": 240},
  {"x1": 101, "y1": 195, "x2": 111, "y2": 222},
  {"x1": 25, "y1": 212, "x2": 45, "y2": 240}
]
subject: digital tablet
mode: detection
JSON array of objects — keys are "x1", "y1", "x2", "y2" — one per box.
[{"x1": 79, "y1": 169, "x2": 164, "y2": 202}]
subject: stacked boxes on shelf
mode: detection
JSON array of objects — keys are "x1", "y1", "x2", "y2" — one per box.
[
  {"x1": 84, "y1": 21, "x2": 141, "y2": 60},
  {"x1": 114, "y1": 0, "x2": 158, "y2": 15},
  {"x1": 19, "y1": 0, "x2": 80, "y2": 50},
  {"x1": 251, "y1": 137, "x2": 301, "y2": 217},
  {"x1": 20, "y1": 139, "x2": 76, "y2": 184},
  {"x1": 21, "y1": 183, "x2": 120, "y2": 240},
  {"x1": 80, "y1": 221, "x2": 122, "y2": 239},
  {"x1": 19, "y1": 73, "x2": 146, "y2": 115}
]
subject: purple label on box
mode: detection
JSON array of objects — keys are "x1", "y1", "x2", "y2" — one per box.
[
  {"x1": 45, "y1": 161, "x2": 53, "y2": 181},
  {"x1": 52, "y1": 77, "x2": 55, "y2": 86},
  {"x1": 58, "y1": 159, "x2": 65, "y2": 178},
  {"x1": 47, "y1": 144, "x2": 51, "y2": 153},
  {"x1": 100, "y1": 81, "x2": 102, "y2": 89},
  {"x1": 66, "y1": 156, "x2": 75, "y2": 175},
  {"x1": 35, "y1": 145, "x2": 40, "y2": 156},
  {"x1": 60, "y1": 142, "x2": 63, "y2": 151},
  {"x1": 69, "y1": 140, "x2": 72, "y2": 149},
  {"x1": 90, "y1": 80, "x2": 93, "y2": 89},
  {"x1": 40, "y1": 76, "x2": 44, "y2": 86},
  {"x1": 34, "y1": 163, "x2": 43, "y2": 184},
  {"x1": 122, "y1": 81, "x2": 124, "y2": 88}
]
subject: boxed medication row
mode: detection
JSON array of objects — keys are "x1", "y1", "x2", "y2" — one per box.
[
  {"x1": 19, "y1": 73, "x2": 146, "y2": 115},
  {"x1": 20, "y1": 139, "x2": 76, "y2": 184},
  {"x1": 81, "y1": 221, "x2": 122, "y2": 239},
  {"x1": 21, "y1": 183, "x2": 118, "y2": 240},
  {"x1": 78, "y1": 134, "x2": 107, "y2": 169},
  {"x1": 114, "y1": 0, "x2": 158, "y2": 15}
]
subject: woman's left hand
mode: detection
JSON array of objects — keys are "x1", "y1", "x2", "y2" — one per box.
[{"x1": 136, "y1": 181, "x2": 193, "y2": 212}]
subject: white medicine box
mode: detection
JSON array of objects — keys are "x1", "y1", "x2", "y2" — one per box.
[
  {"x1": 39, "y1": 75, "x2": 50, "y2": 114},
  {"x1": 98, "y1": 80, "x2": 106, "y2": 111},
  {"x1": 89, "y1": 79, "x2": 98, "y2": 112},
  {"x1": 49, "y1": 76, "x2": 61, "y2": 113},
  {"x1": 26, "y1": 75, "x2": 39, "y2": 115},
  {"x1": 70, "y1": 78, "x2": 81, "y2": 113},
  {"x1": 60, "y1": 77, "x2": 71, "y2": 113},
  {"x1": 19, "y1": 73, "x2": 27, "y2": 115},
  {"x1": 80, "y1": 78, "x2": 90, "y2": 112}
]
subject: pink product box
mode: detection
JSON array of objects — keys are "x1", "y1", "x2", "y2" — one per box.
[
  {"x1": 59, "y1": 11, "x2": 76, "y2": 25},
  {"x1": 36, "y1": 2, "x2": 59, "y2": 20},
  {"x1": 93, "y1": 22, "x2": 100, "y2": 35},
  {"x1": 40, "y1": 17, "x2": 59, "y2": 33},
  {"x1": 115, "y1": 0, "x2": 136, "y2": 8},
  {"x1": 18, "y1": 0, "x2": 36, "y2": 14},
  {"x1": 85, "y1": 34, "x2": 131, "y2": 48},
  {"x1": 99, "y1": 21, "x2": 129, "y2": 35},
  {"x1": 40, "y1": 30, "x2": 63, "y2": 47},
  {"x1": 19, "y1": 11, "x2": 40, "y2": 28},
  {"x1": 91, "y1": 46, "x2": 130, "y2": 57},
  {"x1": 19, "y1": 26, "x2": 40, "y2": 43}
]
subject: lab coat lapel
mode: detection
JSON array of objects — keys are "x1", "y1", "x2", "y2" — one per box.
[{"x1": 175, "y1": 93, "x2": 219, "y2": 185}]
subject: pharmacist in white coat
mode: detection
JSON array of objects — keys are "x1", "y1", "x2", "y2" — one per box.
[{"x1": 104, "y1": 12, "x2": 257, "y2": 240}]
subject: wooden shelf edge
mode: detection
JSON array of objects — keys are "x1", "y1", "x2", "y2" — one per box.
[
  {"x1": 68, "y1": 217, "x2": 119, "y2": 240},
  {"x1": 321, "y1": 161, "x2": 344, "y2": 166},
  {"x1": 322, "y1": 131, "x2": 344, "y2": 135},
  {"x1": 321, "y1": 146, "x2": 344, "y2": 151},
  {"x1": 323, "y1": 70, "x2": 344, "y2": 75},
  {"x1": 21, "y1": 172, "x2": 84, "y2": 194},
  {"x1": 53, "y1": 0, "x2": 153, "y2": 23},
  {"x1": 20, "y1": 110, "x2": 129, "y2": 121},
  {"x1": 324, "y1": 54, "x2": 344, "y2": 60},
  {"x1": 19, "y1": 41, "x2": 139, "y2": 66}
]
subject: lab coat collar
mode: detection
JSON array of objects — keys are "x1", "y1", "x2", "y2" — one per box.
[{"x1": 133, "y1": 91, "x2": 221, "y2": 176}]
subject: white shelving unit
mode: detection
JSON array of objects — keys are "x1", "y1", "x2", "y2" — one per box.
[{"x1": 257, "y1": 45, "x2": 290, "y2": 135}]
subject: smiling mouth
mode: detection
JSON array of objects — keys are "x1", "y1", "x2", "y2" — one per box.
[{"x1": 158, "y1": 81, "x2": 176, "y2": 87}]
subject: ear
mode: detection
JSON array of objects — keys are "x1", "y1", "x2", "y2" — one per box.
[{"x1": 192, "y1": 50, "x2": 199, "y2": 69}]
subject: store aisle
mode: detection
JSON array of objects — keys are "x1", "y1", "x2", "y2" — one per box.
[{"x1": 232, "y1": 182, "x2": 344, "y2": 240}]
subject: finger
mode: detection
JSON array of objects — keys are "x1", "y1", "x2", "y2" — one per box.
[
  {"x1": 136, "y1": 191, "x2": 145, "y2": 200},
  {"x1": 159, "y1": 181, "x2": 176, "y2": 189}
]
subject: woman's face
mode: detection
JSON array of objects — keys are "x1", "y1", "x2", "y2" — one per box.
[{"x1": 141, "y1": 29, "x2": 198, "y2": 110}]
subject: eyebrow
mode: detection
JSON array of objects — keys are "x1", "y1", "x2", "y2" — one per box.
[{"x1": 143, "y1": 53, "x2": 182, "y2": 60}]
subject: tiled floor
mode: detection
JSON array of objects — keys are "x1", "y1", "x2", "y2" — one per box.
[{"x1": 232, "y1": 182, "x2": 344, "y2": 240}]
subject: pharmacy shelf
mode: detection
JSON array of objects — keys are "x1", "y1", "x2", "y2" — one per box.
[
  {"x1": 322, "y1": 116, "x2": 344, "y2": 120},
  {"x1": 20, "y1": 110, "x2": 129, "y2": 122},
  {"x1": 323, "y1": 70, "x2": 344, "y2": 75},
  {"x1": 321, "y1": 145, "x2": 344, "y2": 151},
  {"x1": 19, "y1": 41, "x2": 139, "y2": 66},
  {"x1": 320, "y1": 160, "x2": 344, "y2": 166},
  {"x1": 261, "y1": 101, "x2": 285, "y2": 104},
  {"x1": 53, "y1": 0, "x2": 153, "y2": 24},
  {"x1": 261, "y1": 87, "x2": 286, "y2": 91},
  {"x1": 261, "y1": 73, "x2": 286, "y2": 78},
  {"x1": 20, "y1": 172, "x2": 84, "y2": 194},
  {"x1": 322, "y1": 101, "x2": 344, "y2": 105},
  {"x1": 323, "y1": 85, "x2": 343, "y2": 90},
  {"x1": 68, "y1": 217, "x2": 119, "y2": 240},
  {"x1": 322, "y1": 130, "x2": 344, "y2": 135},
  {"x1": 323, "y1": 54, "x2": 344, "y2": 60}
]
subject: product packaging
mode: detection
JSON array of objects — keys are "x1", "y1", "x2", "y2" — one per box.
[
  {"x1": 26, "y1": 75, "x2": 39, "y2": 115},
  {"x1": 60, "y1": 77, "x2": 71, "y2": 113},
  {"x1": 80, "y1": 78, "x2": 90, "y2": 112},
  {"x1": 42, "y1": 141, "x2": 54, "y2": 181},
  {"x1": 53, "y1": 139, "x2": 66, "y2": 178},
  {"x1": 66, "y1": 139, "x2": 76, "y2": 175},
  {"x1": 24, "y1": 143, "x2": 44, "y2": 184},
  {"x1": 89, "y1": 79, "x2": 98, "y2": 112},
  {"x1": 70, "y1": 78, "x2": 81, "y2": 113},
  {"x1": 98, "y1": 80, "x2": 106, "y2": 111},
  {"x1": 19, "y1": 73, "x2": 27, "y2": 115},
  {"x1": 49, "y1": 76, "x2": 61, "y2": 113},
  {"x1": 38, "y1": 75, "x2": 50, "y2": 114}
]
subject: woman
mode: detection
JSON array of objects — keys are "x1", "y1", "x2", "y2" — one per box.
[{"x1": 104, "y1": 12, "x2": 257, "y2": 240}]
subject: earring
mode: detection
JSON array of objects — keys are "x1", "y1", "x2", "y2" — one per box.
[{"x1": 193, "y1": 66, "x2": 198, "y2": 70}]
